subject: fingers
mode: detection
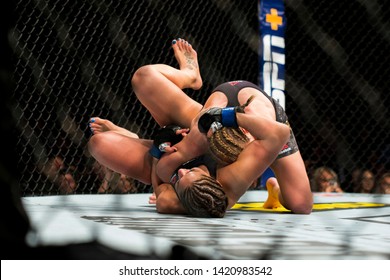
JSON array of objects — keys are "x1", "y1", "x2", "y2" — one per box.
[
  {"x1": 149, "y1": 193, "x2": 157, "y2": 204},
  {"x1": 163, "y1": 146, "x2": 178, "y2": 153},
  {"x1": 176, "y1": 128, "x2": 189, "y2": 137}
]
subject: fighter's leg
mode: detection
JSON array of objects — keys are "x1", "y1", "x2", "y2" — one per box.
[
  {"x1": 131, "y1": 39, "x2": 202, "y2": 128},
  {"x1": 171, "y1": 38, "x2": 203, "y2": 90},
  {"x1": 88, "y1": 132, "x2": 153, "y2": 184},
  {"x1": 270, "y1": 151, "x2": 313, "y2": 214},
  {"x1": 88, "y1": 117, "x2": 139, "y2": 138}
]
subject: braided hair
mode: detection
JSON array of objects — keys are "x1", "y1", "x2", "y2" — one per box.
[
  {"x1": 179, "y1": 175, "x2": 228, "y2": 218},
  {"x1": 206, "y1": 95, "x2": 254, "y2": 166},
  {"x1": 208, "y1": 127, "x2": 249, "y2": 166}
]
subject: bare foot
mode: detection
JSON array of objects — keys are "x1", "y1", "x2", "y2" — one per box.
[
  {"x1": 172, "y1": 38, "x2": 202, "y2": 90},
  {"x1": 89, "y1": 117, "x2": 139, "y2": 138},
  {"x1": 263, "y1": 177, "x2": 284, "y2": 209}
]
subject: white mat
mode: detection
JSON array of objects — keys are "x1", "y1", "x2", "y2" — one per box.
[{"x1": 22, "y1": 191, "x2": 390, "y2": 259}]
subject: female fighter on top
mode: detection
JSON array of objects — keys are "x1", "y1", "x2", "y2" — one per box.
[{"x1": 88, "y1": 38, "x2": 313, "y2": 217}]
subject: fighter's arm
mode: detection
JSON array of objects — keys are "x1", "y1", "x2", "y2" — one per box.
[
  {"x1": 155, "y1": 184, "x2": 187, "y2": 214},
  {"x1": 150, "y1": 158, "x2": 186, "y2": 214},
  {"x1": 218, "y1": 114, "x2": 290, "y2": 204}
]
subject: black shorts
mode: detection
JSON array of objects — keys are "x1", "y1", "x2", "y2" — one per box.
[{"x1": 212, "y1": 81, "x2": 299, "y2": 159}]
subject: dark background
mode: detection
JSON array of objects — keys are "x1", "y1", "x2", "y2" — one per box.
[
  {"x1": 2, "y1": 0, "x2": 389, "y2": 260},
  {"x1": 8, "y1": 0, "x2": 390, "y2": 194}
]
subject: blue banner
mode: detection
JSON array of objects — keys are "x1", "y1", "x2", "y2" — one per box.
[
  {"x1": 258, "y1": 0, "x2": 286, "y2": 187},
  {"x1": 258, "y1": 0, "x2": 286, "y2": 109}
]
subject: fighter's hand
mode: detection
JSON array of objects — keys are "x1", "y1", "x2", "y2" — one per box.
[
  {"x1": 155, "y1": 128, "x2": 189, "y2": 153},
  {"x1": 198, "y1": 95, "x2": 255, "y2": 133},
  {"x1": 175, "y1": 128, "x2": 189, "y2": 137},
  {"x1": 148, "y1": 192, "x2": 157, "y2": 204},
  {"x1": 149, "y1": 125, "x2": 187, "y2": 159},
  {"x1": 198, "y1": 106, "x2": 240, "y2": 133},
  {"x1": 198, "y1": 107, "x2": 223, "y2": 133}
]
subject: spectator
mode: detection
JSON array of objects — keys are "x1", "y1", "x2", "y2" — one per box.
[
  {"x1": 342, "y1": 167, "x2": 362, "y2": 193},
  {"x1": 376, "y1": 173, "x2": 390, "y2": 194},
  {"x1": 41, "y1": 156, "x2": 77, "y2": 194},
  {"x1": 42, "y1": 156, "x2": 137, "y2": 194},
  {"x1": 92, "y1": 161, "x2": 138, "y2": 194},
  {"x1": 354, "y1": 169, "x2": 376, "y2": 194},
  {"x1": 311, "y1": 166, "x2": 343, "y2": 193}
]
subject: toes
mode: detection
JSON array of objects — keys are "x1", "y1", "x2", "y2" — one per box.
[
  {"x1": 88, "y1": 117, "x2": 97, "y2": 134},
  {"x1": 88, "y1": 124, "x2": 95, "y2": 134},
  {"x1": 177, "y1": 38, "x2": 183, "y2": 49},
  {"x1": 172, "y1": 38, "x2": 193, "y2": 51}
]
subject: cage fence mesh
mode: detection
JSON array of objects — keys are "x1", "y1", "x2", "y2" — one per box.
[{"x1": 11, "y1": 0, "x2": 390, "y2": 196}]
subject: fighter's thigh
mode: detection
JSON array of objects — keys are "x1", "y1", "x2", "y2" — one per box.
[
  {"x1": 88, "y1": 132, "x2": 153, "y2": 184},
  {"x1": 237, "y1": 89, "x2": 275, "y2": 119},
  {"x1": 271, "y1": 152, "x2": 313, "y2": 210},
  {"x1": 150, "y1": 87, "x2": 202, "y2": 128},
  {"x1": 132, "y1": 66, "x2": 202, "y2": 128}
]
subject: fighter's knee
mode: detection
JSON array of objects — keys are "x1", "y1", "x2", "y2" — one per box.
[
  {"x1": 131, "y1": 65, "x2": 153, "y2": 89},
  {"x1": 289, "y1": 199, "x2": 313, "y2": 214},
  {"x1": 87, "y1": 134, "x2": 104, "y2": 156}
]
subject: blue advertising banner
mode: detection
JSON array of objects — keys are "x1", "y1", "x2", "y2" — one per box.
[
  {"x1": 258, "y1": 0, "x2": 286, "y2": 109},
  {"x1": 258, "y1": 0, "x2": 286, "y2": 187}
]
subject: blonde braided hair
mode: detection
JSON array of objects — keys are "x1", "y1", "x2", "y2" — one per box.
[
  {"x1": 207, "y1": 95, "x2": 254, "y2": 165},
  {"x1": 208, "y1": 127, "x2": 249, "y2": 166}
]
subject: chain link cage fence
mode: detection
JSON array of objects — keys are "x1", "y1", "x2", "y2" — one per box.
[{"x1": 11, "y1": 0, "x2": 390, "y2": 196}]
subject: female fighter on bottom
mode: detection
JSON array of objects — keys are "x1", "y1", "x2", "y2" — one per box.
[{"x1": 89, "y1": 38, "x2": 313, "y2": 217}]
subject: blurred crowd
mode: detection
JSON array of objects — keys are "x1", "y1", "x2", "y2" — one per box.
[
  {"x1": 307, "y1": 165, "x2": 390, "y2": 195},
  {"x1": 41, "y1": 156, "x2": 139, "y2": 195},
  {"x1": 41, "y1": 154, "x2": 390, "y2": 196}
]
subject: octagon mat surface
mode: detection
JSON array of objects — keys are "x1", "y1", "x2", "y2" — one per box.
[{"x1": 22, "y1": 191, "x2": 390, "y2": 260}]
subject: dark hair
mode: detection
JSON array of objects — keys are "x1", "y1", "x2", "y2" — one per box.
[
  {"x1": 379, "y1": 172, "x2": 390, "y2": 183},
  {"x1": 378, "y1": 172, "x2": 390, "y2": 194},
  {"x1": 178, "y1": 175, "x2": 228, "y2": 218},
  {"x1": 311, "y1": 166, "x2": 338, "y2": 192},
  {"x1": 208, "y1": 127, "x2": 249, "y2": 166}
]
